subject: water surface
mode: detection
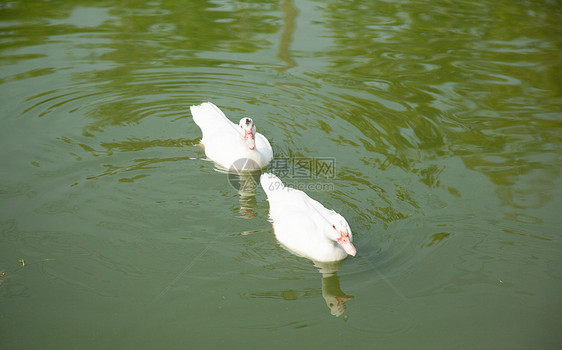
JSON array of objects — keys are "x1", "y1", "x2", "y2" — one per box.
[{"x1": 1, "y1": 0, "x2": 561, "y2": 349}]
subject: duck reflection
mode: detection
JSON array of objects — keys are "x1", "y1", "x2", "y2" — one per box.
[
  {"x1": 248, "y1": 259, "x2": 354, "y2": 317},
  {"x1": 225, "y1": 167, "x2": 261, "y2": 219},
  {"x1": 314, "y1": 260, "x2": 354, "y2": 317}
]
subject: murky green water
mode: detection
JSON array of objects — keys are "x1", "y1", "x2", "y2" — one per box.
[{"x1": 1, "y1": 0, "x2": 561, "y2": 349}]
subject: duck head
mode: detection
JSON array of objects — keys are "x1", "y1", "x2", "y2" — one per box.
[
  {"x1": 239, "y1": 117, "x2": 256, "y2": 150},
  {"x1": 326, "y1": 212, "x2": 356, "y2": 257}
]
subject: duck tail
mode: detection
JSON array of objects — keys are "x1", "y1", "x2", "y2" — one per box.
[{"x1": 190, "y1": 102, "x2": 229, "y2": 130}]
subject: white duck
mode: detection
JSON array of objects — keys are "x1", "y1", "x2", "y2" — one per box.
[
  {"x1": 261, "y1": 173, "x2": 357, "y2": 262},
  {"x1": 190, "y1": 102, "x2": 273, "y2": 171}
]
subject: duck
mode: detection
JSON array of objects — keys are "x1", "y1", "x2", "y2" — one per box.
[
  {"x1": 260, "y1": 173, "x2": 356, "y2": 262},
  {"x1": 190, "y1": 102, "x2": 273, "y2": 171}
]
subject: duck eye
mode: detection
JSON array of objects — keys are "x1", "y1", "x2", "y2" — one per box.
[{"x1": 332, "y1": 225, "x2": 336, "y2": 229}]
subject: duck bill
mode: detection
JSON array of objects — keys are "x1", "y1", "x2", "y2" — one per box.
[
  {"x1": 337, "y1": 233, "x2": 356, "y2": 256},
  {"x1": 244, "y1": 130, "x2": 255, "y2": 150}
]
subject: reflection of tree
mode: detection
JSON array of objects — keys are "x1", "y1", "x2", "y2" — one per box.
[
  {"x1": 90, "y1": 0, "x2": 280, "y2": 129},
  {"x1": 2, "y1": 0, "x2": 281, "y2": 131},
  {"x1": 315, "y1": 0, "x2": 561, "y2": 211},
  {"x1": 2, "y1": 0, "x2": 280, "y2": 53},
  {"x1": 277, "y1": 0, "x2": 298, "y2": 71}
]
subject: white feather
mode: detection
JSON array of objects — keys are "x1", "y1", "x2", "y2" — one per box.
[{"x1": 190, "y1": 102, "x2": 273, "y2": 170}]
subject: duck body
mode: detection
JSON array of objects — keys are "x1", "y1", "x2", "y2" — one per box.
[
  {"x1": 190, "y1": 102, "x2": 273, "y2": 171},
  {"x1": 261, "y1": 173, "x2": 356, "y2": 262}
]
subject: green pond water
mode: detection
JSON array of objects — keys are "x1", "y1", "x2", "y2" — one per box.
[{"x1": 1, "y1": 0, "x2": 561, "y2": 349}]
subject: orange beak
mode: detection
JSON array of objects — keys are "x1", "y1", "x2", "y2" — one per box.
[
  {"x1": 337, "y1": 231, "x2": 356, "y2": 256},
  {"x1": 244, "y1": 129, "x2": 255, "y2": 150}
]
